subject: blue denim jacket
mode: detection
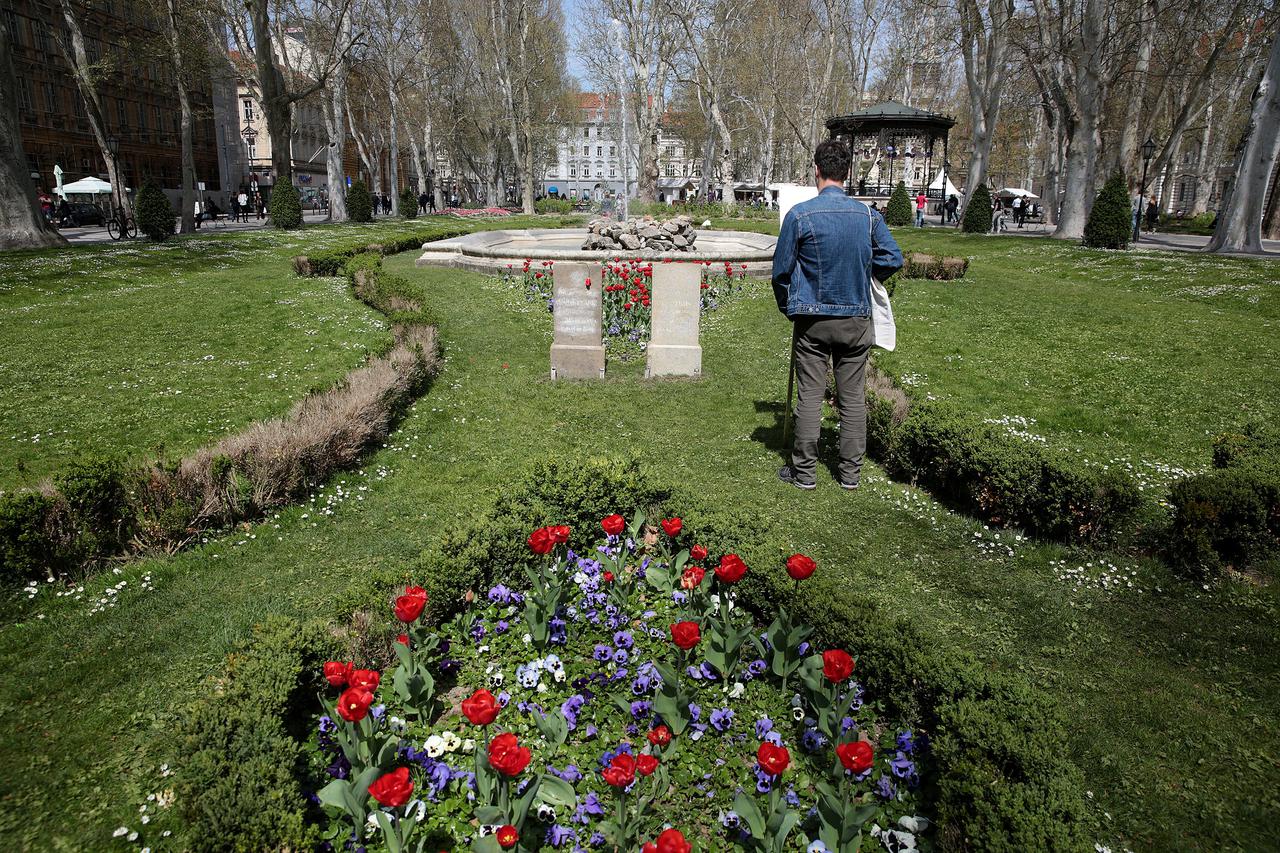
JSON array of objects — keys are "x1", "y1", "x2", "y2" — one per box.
[{"x1": 771, "y1": 186, "x2": 904, "y2": 318}]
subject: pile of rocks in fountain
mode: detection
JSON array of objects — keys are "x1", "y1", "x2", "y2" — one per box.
[{"x1": 581, "y1": 215, "x2": 698, "y2": 252}]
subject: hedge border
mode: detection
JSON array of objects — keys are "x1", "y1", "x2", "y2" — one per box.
[{"x1": 0, "y1": 225, "x2": 463, "y2": 585}]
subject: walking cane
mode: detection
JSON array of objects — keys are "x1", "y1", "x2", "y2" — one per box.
[{"x1": 781, "y1": 325, "x2": 798, "y2": 449}]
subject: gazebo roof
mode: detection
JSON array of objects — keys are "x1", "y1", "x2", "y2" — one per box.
[{"x1": 826, "y1": 101, "x2": 956, "y2": 136}]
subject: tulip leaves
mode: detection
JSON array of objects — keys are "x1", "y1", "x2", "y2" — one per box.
[
  {"x1": 522, "y1": 563, "x2": 566, "y2": 649},
  {"x1": 651, "y1": 659, "x2": 696, "y2": 735},
  {"x1": 391, "y1": 638, "x2": 439, "y2": 721},
  {"x1": 732, "y1": 788, "x2": 801, "y2": 853},
  {"x1": 764, "y1": 606, "x2": 813, "y2": 691},
  {"x1": 531, "y1": 707, "x2": 570, "y2": 756},
  {"x1": 813, "y1": 781, "x2": 880, "y2": 853}
]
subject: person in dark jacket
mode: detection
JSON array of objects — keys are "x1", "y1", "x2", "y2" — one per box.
[
  {"x1": 1145, "y1": 196, "x2": 1159, "y2": 232},
  {"x1": 772, "y1": 139, "x2": 904, "y2": 491}
]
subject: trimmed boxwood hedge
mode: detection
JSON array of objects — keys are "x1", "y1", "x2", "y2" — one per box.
[
  {"x1": 873, "y1": 400, "x2": 1141, "y2": 543},
  {"x1": 176, "y1": 457, "x2": 1089, "y2": 851},
  {"x1": 1167, "y1": 423, "x2": 1280, "y2": 580}
]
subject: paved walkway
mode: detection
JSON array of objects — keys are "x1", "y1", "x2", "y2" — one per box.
[
  {"x1": 938, "y1": 218, "x2": 1280, "y2": 256},
  {"x1": 56, "y1": 210, "x2": 345, "y2": 244}
]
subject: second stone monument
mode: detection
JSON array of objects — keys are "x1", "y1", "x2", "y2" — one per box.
[
  {"x1": 646, "y1": 263, "x2": 703, "y2": 378},
  {"x1": 550, "y1": 262, "x2": 605, "y2": 380}
]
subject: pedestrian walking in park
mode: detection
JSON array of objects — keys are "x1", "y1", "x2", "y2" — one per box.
[
  {"x1": 238, "y1": 191, "x2": 249, "y2": 222},
  {"x1": 945, "y1": 194, "x2": 958, "y2": 224},
  {"x1": 1131, "y1": 190, "x2": 1143, "y2": 235},
  {"x1": 772, "y1": 139, "x2": 903, "y2": 491},
  {"x1": 915, "y1": 191, "x2": 927, "y2": 227},
  {"x1": 1011, "y1": 195, "x2": 1023, "y2": 228},
  {"x1": 255, "y1": 193, "x2": 266, "y2": 220},
  {"x1": 991, "y1": 197, "x2": 1006, "y2": 233},
  {"x1": 1145, "y1": 196, "x2": 1159, "y2": 232}
]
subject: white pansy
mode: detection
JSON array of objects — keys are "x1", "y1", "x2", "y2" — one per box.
[
  {"x1": 441, "y1": 731, "x2": 461, "y2": 752},
  {"x1": 462, "y1": 738, "x2": 476, "y2": 753},
  {"x1": 898, "y1": 816, "x2": 930, "y2": 833},
  {"x1": 728, "y1": 682, "x2": 746, "y2": 699},
  {"x1": 112, "y1": 827, "x2": 129, "y2": 838},
  {"x1": 424, "y1": 735, "x2": 447, "y2": 758}
]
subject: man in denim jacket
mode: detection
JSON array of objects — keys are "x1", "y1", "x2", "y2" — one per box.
[{"x1": 773, "y1": 140, "x2": 903, "y2": 490}]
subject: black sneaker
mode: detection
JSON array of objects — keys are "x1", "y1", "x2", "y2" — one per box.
[
  {"x1": 778, "y1": 466, "x2": 816, "y2": 490},
  {"x1": 837, "y1": 479, "x2": 860, "y2": 491}
]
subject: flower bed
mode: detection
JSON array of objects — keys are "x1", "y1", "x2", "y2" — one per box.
[
  {"x1": 501, "y1": 260, "x2": 749, "y2": 361},
  {"x1": 307, "y1": 515, "x2": 931, "y2": 851},
  {"x1": 439, "y1": 207, "x2": 515, "y2": 217}
]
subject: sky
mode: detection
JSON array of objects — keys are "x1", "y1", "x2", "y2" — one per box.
[{"x1": 560, "y1": 0, "x2": 588, "y2": 85}]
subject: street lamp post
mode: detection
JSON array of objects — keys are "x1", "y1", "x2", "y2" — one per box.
[{"x1": 1133, "y1": 136, "x2": 1157, "y2": 243}]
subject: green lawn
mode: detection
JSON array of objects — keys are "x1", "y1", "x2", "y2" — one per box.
[{"x1": 0, "y1": 227, "x2": 1277, "y2": 851}]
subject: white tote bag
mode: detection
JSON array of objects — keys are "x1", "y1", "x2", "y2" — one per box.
[{"x1": 867, "y1": 213, "x2": 897, "y2": 351}]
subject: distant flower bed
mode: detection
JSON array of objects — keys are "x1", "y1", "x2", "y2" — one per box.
[
  {"x1": 439, "y1": 207, "x2": 513, "y2": 217},
  {"x1": 307, "y1": 515, "x2": 931, "y2": 852},
  {"x1": 500, "y1": 260, "x2": 749, "y2": 361}
]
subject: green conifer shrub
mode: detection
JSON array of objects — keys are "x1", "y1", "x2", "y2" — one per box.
[
  {"x1": 399, "y1": 187, "x2": 418, "y2": 219},
  {"x1": 961, "y1": 184, "x2": 993, "y2": 234},
  {"x1": 269, "y1": 182, "x2": 303, "y2": 229},
  {"x1": 135, "y1": 181, "x2": 175, "y2": 242},
  {"x1": 347, "y1": 180, "x2": 373, "y2": 223},
  {"x1": 884, "y1": 181, "x2": 913, "y2": 226}
]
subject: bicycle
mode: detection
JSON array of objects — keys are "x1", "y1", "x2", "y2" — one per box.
[{"x1": 106, "y1": 205, "x2": 137, "y2": 241}]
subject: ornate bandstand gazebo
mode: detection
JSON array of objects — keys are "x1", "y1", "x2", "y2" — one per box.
[{"x1": 825, "y1": 101, "x2": 956, "y2": 206}]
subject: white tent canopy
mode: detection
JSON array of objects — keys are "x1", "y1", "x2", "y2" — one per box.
[
  {"x1": 60, "y1": 177, "x2": 117, "y2": 195},
  {"x1": 929, "y1": 170, "x2": 961, "y2": 198},
  {"x1": 999, "y1": 187, "x2": 1039, "y2": 198}
]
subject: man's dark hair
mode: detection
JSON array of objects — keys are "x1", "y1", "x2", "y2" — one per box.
[{"x1": 814, "y1": 139, "x2": 852, "y2": 182}]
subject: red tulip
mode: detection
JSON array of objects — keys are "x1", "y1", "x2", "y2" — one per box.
[
  {"x1": 690, "y1": 544, "x2": 707, "y2": 561},
  {"x1": 786, "y1": 553, "x2": 816, "y2": 580},
  {"x1": 822, "y1": 649, "x2": 855, "y2": 683},
  {"x1": 461, "y1": 688, "x2": 501, "y2": 726},
  {"x1": 655, "y1": 828, "x2": 692, "y2": 853},
  {"x1": 549, "y1": 524, "x2": 571, "y2": 544},
  {"x1": 496, "y1": 825, "x2": 519, "y2": 849},
  {"x1": 323, "y1": 661, "x2": 354, "y2": 687},
  {"x1": 348, "y1": 669, "x2": 380, "y2": 692},
  {"x1": 527, "y1": 526, "x2": 555, "y2": 555},
  {"x1": 680, "y1": 565, "x2": 705, "y2": 590},
  {"x1": 670, "y1": 621, "x2": 701, "y2": 650},
  {"x1": 637, "y1": 754, "x2": 660, "y2": 776},
  {"x1": 601, "y1": 514, "x2": 626, "y2": 536},
  {"x1": 714, "y1": 553, "x2": 748, "y2": 584},
  {"x1": 660, "y1": 517, "x2": 682, "y2": 537},
  {"x1": 368, "y1": 766, "x2": 413, "y2": 807},
  {"x1": 394, "y1": 585, "x2": 428, "y2": 623},
  {"x1": 837, "y1": 740, "x2": 874, "y2": 774},
  {"x1": 757, "y1": 742, "x2": 791, "y2": 776},
  {"x1": 487, "y1": 732, "x2": 531, "y2": 776},
  {"x1": 336, "y1": 687, "x2": 374, "y2": 722},
  {"x1": 601, "y1": 752, "x2": 636, "y2": 787},
  {"x1": 647, "y1": 725, "x2": 672, "y2": 746}
]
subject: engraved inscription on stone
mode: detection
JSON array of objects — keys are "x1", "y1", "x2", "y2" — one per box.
[
  {"x1": 550, "y1": 262, "x2": 606, "y2": 380},
  {"x1": 646, "y1": 263, "x2": 703, "y2": 378}
]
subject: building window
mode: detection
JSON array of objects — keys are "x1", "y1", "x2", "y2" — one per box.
[
  {"x1": 682, "y1": 163, "x2": 688, "y2": 177},
  {"x1": 73, "y1": 90, "x2": 85, "y2": 118},
  {"x1": 138, "y1": 101, "x2": 147, "y2": 130},
  {"x1": 4, "y1": 10, "x2": 22, "y2": 45},
  {"x1": 154, "y1": 105, "x2": 162, "y2": 131},
  {"x1": 610, "y1": 145, "x2": 616, "y2": 157},
  {"x1": 243, "y1": 99, "x2": 254, "y2": 122},
  {"x1": 583, "y1": 126, "x2": 589, "y2": 138},
  {"x1": 16, "y1": 77, "x2": 33, "y2": 112},
  {"x1": 43, "y1": 81, "x2": 57, "y2": 113},
  {"x1": 610, "y1": 165, "x2": 616, "y2": 177},
  {"x1": 583, "y1": 145, "x2": 589, "y2": 156},
  {"x1": 36, "y1": 20, "x2": 52, "y2": 52},
  {"x1": 582, "y1": 164, "x2": 590, "y2": 178},
  {"x1": 569, "y1": 164, "x2": 576, "y2": 178},
  {"x1": 117, "y1": 98, "x2": 128, "y2": 126},
  {"x1": 596, "y1": 145, "x2": 602, "y2": 156},
  {"x1": 665, "y1": 163, "x2": 675, "y2": 177}
]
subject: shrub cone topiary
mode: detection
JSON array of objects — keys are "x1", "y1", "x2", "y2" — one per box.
[
  {"x1": 1083, "y1": 172, "x2": 1132, "y2": 249},
  {"x1": 884, "y1": 182, "x2": 913, "y2": 226},
  {"x1": 399, "y1": 187, "x2": 418, "y2": 219},
  {"x1": 269, "y1": 182, "x2": 303, "y2": 229},
  {"x1": 347, "y1": 180, "x2": 373, "y2": 223},
  {"x1": 135, "y1": 181, "x2": 175, "y2": 242},
  {"x1": 961, "y1": 184, "x2": 993, "y2": 233}
]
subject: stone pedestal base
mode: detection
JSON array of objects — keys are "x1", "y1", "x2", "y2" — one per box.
[
  {"x1": 645, "y1": 344, "x2": 702, "y2": 378},
  {"x1": 551, "y1": 344, "x2": 605, "y2": 380}
]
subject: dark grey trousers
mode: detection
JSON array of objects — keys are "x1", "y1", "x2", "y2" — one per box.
[{"x1": 789, "y1": 315, "x2": 872, "y2": 485}]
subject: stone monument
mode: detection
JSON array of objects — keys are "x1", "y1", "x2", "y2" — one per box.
[
  {"x1": 550, "y1": 262, "x2": 605, "y2": 380},
  {"x1": 645, "y1": 263, "x2": 702, "y2": 378}
]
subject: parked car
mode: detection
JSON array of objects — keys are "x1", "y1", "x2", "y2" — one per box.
[{"x1": 67, "y1": 202, "x2": 106, "y2": 226}]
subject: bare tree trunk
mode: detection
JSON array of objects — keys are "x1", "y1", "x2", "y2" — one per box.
[
  {"x1": 1206, "y1": 30, "x2": 1280, "y2": 254},
  {"x1": 57, "y1": 0, "x2": 132, "y2": 218},
  {"x1": 710, "y1": 96, "x2": 734, "y2": 207},
  {"x1": 1114, "y1": 0, "x2": 1157, "y2": 180},
  {"x1": 957, "y1": 0, "x2": 1014, "y2": 222},
  {"x1": 248, "y1": 0, "x2": 294, "y2": 183},
  {"x1": 388, "y1": 85, "x2": 400, "y2": 215},
  {"x1": 1189, "y1": 105, "x2": 1214, "y2": 216},
  {"x1": 166, "y1": 0, "x2": 195, "y2": 233},
  {"x1": 325, "y1": 60, "x2": 349, "y2": 222},
  {"x1": 0, "y1": 24, "x2": 65, "y2": 249},
  {"x1": 426, "y1": 120, "x2": 443, "y2": 210}
]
